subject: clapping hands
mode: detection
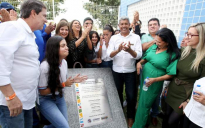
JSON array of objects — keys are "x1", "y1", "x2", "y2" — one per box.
[
  {"x1": 73, "y1": 74, "x2": 88, "y2": 83},
  {"x1": 45, "y1": 22, "x2": 56, "y2": 34},
  {"x1": 0, "y1": 9, "x2": 17, "y2": 22},
  {"x1": 122, "y1": 41, "x2": 131, "y2": 52},
  {"x1": 100, "y1": 35, "x2": 104, "y2": 46},
  {"x1": 82, "y1": 24, "x2": 92, "y2": 38},
  {"x1": 134, "y1": 11, "x2": 139, "y2": 22},
  {"x1": 65, "y1": 74, "x2": 88, "y2": 87},
  {"x1": 118, "y1": 41, "x2": 131, "y2": 52}
]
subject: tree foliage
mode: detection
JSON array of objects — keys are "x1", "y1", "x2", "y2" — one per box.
[
  {"x1": 83, "y1": 0, "x2": 120, "y2": 29},
  {"x1": 0, "y1": 0, "x2": 66, "y2": 20}
]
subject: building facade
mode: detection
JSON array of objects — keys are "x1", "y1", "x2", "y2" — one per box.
[{"x1": 119, "y1": 0, "x2": 205, "y2": 45}]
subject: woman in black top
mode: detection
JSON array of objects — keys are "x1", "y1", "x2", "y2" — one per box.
[{"x1": 67, "y1": 20, "x2": 93, "y2": 68}]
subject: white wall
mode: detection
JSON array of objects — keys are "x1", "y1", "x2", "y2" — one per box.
[{"x1": 127, "y1": 0, "x2": 186, "y2": 41}]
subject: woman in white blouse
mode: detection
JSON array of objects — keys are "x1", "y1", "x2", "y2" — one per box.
[
  {"x1": 38, "y1": 36, "x2": 86, "y2": 128},
  {"x1": 98, "y1": 25, "x2": 114, "y2": 68},
  {"x1": 183, "y1": 77, "x2": 205, "y2": 128}
]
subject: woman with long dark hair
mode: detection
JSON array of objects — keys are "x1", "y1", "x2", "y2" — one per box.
[
  {"x1": 85, "y1": 31, "x2": 102, "y2": 68},
  {"x1": 67, "y1": 20, "x2": 92, "y2": 68},
  {"x1": 132, "y1": 28, "x2": 180, "y2": 128},
  {"x1": 38, "y1": 36, "x2": 86, "y2": 128},
  {"x1": 98, "y1": 25, "x2": 114, "y2": 68}
]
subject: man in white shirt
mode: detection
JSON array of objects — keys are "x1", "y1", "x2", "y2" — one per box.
[
  {"x1": 0, "y1": 0, "x2": 47, "y2": 128},
  {"x1": 107, "y1": 16, "x2": 142, "y2": 127}
]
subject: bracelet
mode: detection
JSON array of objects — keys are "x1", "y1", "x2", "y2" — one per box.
[
  {"x1": 5, "y1": 93, "x2": 16, "y2": 101},
  {"x1": 62, "y1": 82, "x2": 65, "y2": 87},
  {"x1": 184, "y1": 99, "x2": 189, "y2": 103}
]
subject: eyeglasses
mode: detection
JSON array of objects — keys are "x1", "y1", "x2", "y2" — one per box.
[{"x1": 185, "y1": 32, "x2": 199, "y2": 39}]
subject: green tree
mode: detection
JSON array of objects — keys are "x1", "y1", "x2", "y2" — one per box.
[
  {"x1": 0, "y1": 0, "x2": 66, "y2": 20},
  {"x1": 44, "y1": 0, "x2": 66, "y2": 20},
  {"x1": 83, "y1": 0, "x2": 120, "y2": 29}
]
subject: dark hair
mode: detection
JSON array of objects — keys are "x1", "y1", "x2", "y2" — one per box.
[
  {"x1": 89, "y1": 31, "x2": 100, "y2": 45},
  {"x1": 103, "y1": 25, "x2": 114, "y2": 35},
  {"x1": 20, "y1": 0, "x2": 46, "y2": 18},
  {"x1": 148, "y1": 18, "x2": 160, "y2": 26},
  {"x1": 114, "y1": 30, "x2": 120, "y2": 34},
  {"x1": 55, "y1": 21, "x2": 69, "y2": 43},
  {"x1": 69, "y1": 20, "x2": 82, "y2": 41},
  {"x1": 45, "y1": 36, "x2": 64, "y2": 99},
  {"x1": 156, "y1": 28, "x2": 180, "y2": 62},
  {"x1": 83, "y1": 17, "x2": 93, "y2": 24},
  {"x1": 60, "y1": 18, "x2": 68, "y2": 23}
]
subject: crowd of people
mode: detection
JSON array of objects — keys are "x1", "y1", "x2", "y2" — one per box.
[{"x1": 0, "y1": 0, "x2": 205, "y2": 128}]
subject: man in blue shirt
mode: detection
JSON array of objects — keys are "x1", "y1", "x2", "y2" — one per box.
[{"x1": 34, "y1": 23, "x2": 55, "y2": 62}]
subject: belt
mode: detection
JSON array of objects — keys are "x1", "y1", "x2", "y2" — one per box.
[{"x1": 174, "y1": 78, "x2": 189, "y2": 85}]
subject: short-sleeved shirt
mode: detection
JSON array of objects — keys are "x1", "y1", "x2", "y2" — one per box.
[
  {"x1": 143, "y1": 44, "x2": 178, "y2": 76},
  {"x1": 141, "y1": 33, "x2": 154, "y2": 44},
  {"x1": 38, "y1": 59, "x2": 67, "y2": 95},
  {"x1": 97, "y1": 41, "x2": 112, "y2": 62}
]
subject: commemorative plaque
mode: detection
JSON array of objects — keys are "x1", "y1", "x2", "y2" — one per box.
[{"x1": 64, "y1": 68, "x2": 127, "y2": 128}]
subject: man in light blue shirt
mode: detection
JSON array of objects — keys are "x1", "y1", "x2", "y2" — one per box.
[{"x1": 141, "y1": 18, "x2": 160, "y2": 52}]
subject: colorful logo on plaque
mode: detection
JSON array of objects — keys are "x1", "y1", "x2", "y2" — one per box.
[
  {"x1": 75, "y1": 83, "x2": 84, "y2": 127},
  {"x1": 88, "y1": 119, "x2": 92, "y2": 123}
]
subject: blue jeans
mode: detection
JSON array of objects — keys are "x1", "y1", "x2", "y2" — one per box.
[
  {"x1": 112, "y1": 71, "x2": 137, "y2": 119},
  {"x1": 85, "y1": 63, "x2": 99, "y2": 68},
  {"x1": 0, "y1": 105, "x2": 33, "y2": 128},
  {"x1": 99, "y1": 60, "x2": 112, "y2": 69},
  {"x1": 38, "y1": 95, "x2": 69, "y2": 128}
]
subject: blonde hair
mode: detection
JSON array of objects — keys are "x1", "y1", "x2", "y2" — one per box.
[{"x1": 180, "y1": 23, "x2": 205, "y2": 72}]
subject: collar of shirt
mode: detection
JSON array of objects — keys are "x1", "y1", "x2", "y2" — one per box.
[
  {"x1": 148, "y1": 33, "x2": 154, "y2": 39},
  {"x1": 17, "y1": 18, "x2": 33, "y2": 34},
  {"x1": 119, "y1": 32, "x2": 133, "y2": 38},
  {"x1": 18, "y1": 18, "x2": 36, "y2": 39}
]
